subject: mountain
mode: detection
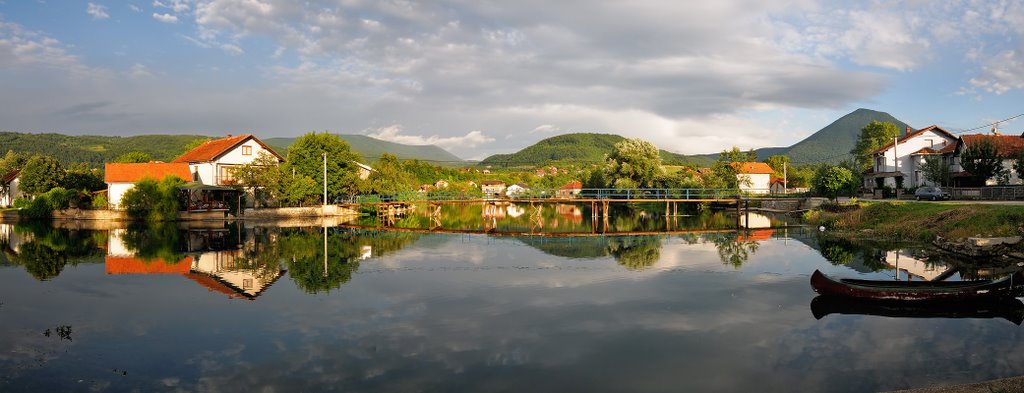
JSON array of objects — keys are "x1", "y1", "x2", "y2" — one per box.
[
  {"x1": 691, "y1": 108, "x2": 912, "y2": 164},
  {"x1": 479, "y1": 133, "x2": 708, "y2": 168},
  {"x1": 0, "y1": 131, "x2": 208, "y2": 167},
  {"x1": 264, "y1": 134, "x2": 464, "y2": 165}
]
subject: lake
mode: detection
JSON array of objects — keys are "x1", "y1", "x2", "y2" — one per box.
[{"x1": 1, "y1": 208, "x2": 1022, "y2": 392}]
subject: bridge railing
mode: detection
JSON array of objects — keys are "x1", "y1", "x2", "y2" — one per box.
[{"x1": 350, "y1": 188, "x2": 772, "y2": 204}]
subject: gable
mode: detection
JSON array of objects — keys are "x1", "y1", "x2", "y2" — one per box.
[
  {"x1": 173, "y1": 134, "x2": 285, "y2": 163},
  {"x1": 873, "y1": 126, "x2": 956, "y2": 155}
]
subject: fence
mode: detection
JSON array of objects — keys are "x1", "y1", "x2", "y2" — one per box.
[
  {"x1": 348, "y1": 188, "x2": 776, "y2": 204},
  {"x1": 946, "y1": 186, "x2": 1024, "y2": 200}
]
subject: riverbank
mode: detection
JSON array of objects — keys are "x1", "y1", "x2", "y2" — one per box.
[
  {"x1": 0, "y1": 205, "x2": 359, "y2": 223},
  {"x1": 804, "y1": 201, "x2": 1024, "y2": 242}
]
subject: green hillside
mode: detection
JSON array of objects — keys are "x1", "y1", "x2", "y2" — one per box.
[
  {"x1": 690, "y1": 108, "x2": 911, "y2": 164},
  {"x1": 265, "y1": 134, "x2": 464, "y2": 165},
  {"x1": 479, "y1": 133, "x2": 709, "y2": 168},
  {"x1": 0, "y1": 131, "x2": 208, "y2": 167}
]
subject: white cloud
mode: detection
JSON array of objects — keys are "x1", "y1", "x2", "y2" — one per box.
[
  {"x1": 530, "y1": 125, "x2": 560, "y2": 133},
  {"x1": 153, "y1": 0, "x2": 190, "y2": 13},
  {"x1": 129, "y1": 4, "x2": 143, "y2": 12},
  {"x1": 969, "y1": 50, "x2": 1024, "y2": 94},
  {"x1": 127, "y1": 63, "x2": 152, "y2": 79},
  {"x1": 367, "y1": 126, "x2": 495, "y2": 149},
  {"x1": 219, "y1": 43, "x2": 243, "y2": 55},
  {"x1": 152, "y1": 13, "x2": 178, "y2": 23},
  {"x1": 0, "y1": 21, "x2": 102, "y2": 77},
  {"x1": 87, "y1": 3, "x2": 110, "y2": 20}
]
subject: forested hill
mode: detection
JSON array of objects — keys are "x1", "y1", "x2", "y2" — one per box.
[
  {"x1": 264, "y1": 134, "x2": 464, "y2": 165},
  {"x1": 479, "y1": 133, "x2": 707, "y2": 168},
  {"x1": 0, "y1": 131, "x2": 208, "y2": 167}
]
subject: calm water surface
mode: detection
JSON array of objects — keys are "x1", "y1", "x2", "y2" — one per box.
[{"x1": 1, "y1": 213, "x2": 1022, "y2": 392}]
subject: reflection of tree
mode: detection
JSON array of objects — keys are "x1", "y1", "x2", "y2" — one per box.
[
  {"x1": 6, "y1": 223, "x2": 104, "y2": 280},
  {"x1": 608, "y1": 236, "x2": 662, "y2": 271},
  {"x1": 281, "y1": 228, "x2": 421, "y2": 294},
  {"x1": 121, "y1": 223, "x2": 185, "y2": 263},
  {"x1": 711, "y1": 233, "x2": 759, "y2": 268},
  {"x1": 817, "y1": 237, "x2": 856, "y2": 266}
]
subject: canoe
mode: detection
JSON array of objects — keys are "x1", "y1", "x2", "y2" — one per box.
[
  {"x1": 810, "y1": 295, "x2": 1024, "y2": 325},
  {"x1": 810, "y1": 269, "x2": 1024, "y2": 301}
]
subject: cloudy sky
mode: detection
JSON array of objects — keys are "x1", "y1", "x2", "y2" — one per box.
[{"x1": 1, "y1": 1, "x2": 1023, "y2": 159}]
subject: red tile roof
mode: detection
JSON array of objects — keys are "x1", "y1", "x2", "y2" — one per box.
[
  {"x1": 737, "y1": 229, "x2": 774, "y2": 242},
  {"x1": 961, "y1": 134, "x2": 1024, "y2": 156},
  {"x1": 172, "y1": 134, "x2": 284, "y2": 163},
  {"x1": 731, "y1": 162, "x2": 774, "y2": 175},
  {"x1": 559, "y1": 180, "x2": 582, "y2": 190},
  {"x1": 910, "y1": 147, "x2": 938, "y2": 155},
  {"x1": 105, "y1": 256, "x2": 193, "y2": 274},
  {"x1": 104, "y1": 162, "x2": 192, "y2": 183},
  {"x1": 873, "y1": 125, "x2": 956, "y2": 155},
  {"x1": 938, "y1": 143, "x2": 958, "y2": 154},
  {"x1": 184, "y1": 272, "x2": 252, "y2": 300},
  {"x1": 2, "y1": 169, "x2": 18, "y2": 184}
]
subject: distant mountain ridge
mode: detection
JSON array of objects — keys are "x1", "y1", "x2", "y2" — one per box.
[
  {"x1": 0, "y1": 131, "x2": 208, "y2": 167},
  {"x1": 265, "y1": 134, "x2": 464, "y2": 165},
  {"x1": 479, "y1": 133, "x2": 699, "y2": 167}
]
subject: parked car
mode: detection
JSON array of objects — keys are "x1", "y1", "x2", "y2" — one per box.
[{"x1": 914, "y1": 186, "x2": 950, "y2": 201}]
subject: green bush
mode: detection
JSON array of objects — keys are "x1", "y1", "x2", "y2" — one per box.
[
  {"x1": 121, "y1": 176, "x2": 185, "y2": 221},
  {"x1": 16, "y1": 188, "x2": 78, "y2": 219},
  {"x1": 12, "y1": 198, "x2": 30, "y2": 209},
  {"x1": 92, "y1": 192, "x2": 108, "y2": 209}
]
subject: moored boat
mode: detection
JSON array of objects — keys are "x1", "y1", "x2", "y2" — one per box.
[
  {"x1": 810, "y1": 295, "x2": 1024, "y2": 325},
  {"x1": 810, "y1": 269, "x2": 1024, "y2": 301}
]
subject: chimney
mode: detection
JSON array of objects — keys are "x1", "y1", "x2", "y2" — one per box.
[{"x1": 227, "y1": 134, "x2": 232, "y2": 138}]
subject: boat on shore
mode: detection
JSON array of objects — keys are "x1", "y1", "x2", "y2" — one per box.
[
  {"x1": 810, "y1": 269, "x2": 1024, "y2": 301},
  {"x1": 810, "y1": 295, "x2": 1024, "y2": 325}
]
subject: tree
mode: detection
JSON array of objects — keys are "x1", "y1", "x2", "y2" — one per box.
[
  {"x1": 63, "y1": 163, "x2": 105, "y2": 191},
  {"x1": 961, "y1": 138, "x2": 1006, "y2": 185},
  {"x1": 114, "y1": 152, "x2": 153, "y2": 163},
  {"x1": 705, "y1": 147, "x2": 757, "y2": 189},
  {"x1": 921, "y1": 155, "x2": 949, "y2": 186},
  {"x1": 603, "y1": 138, "x2": 663, "y2": 189},
  {"x1": 0, "y1": 150, "x2": 28, "y2": 175},
  {"x1": 19, "y1": 155, "x2": 65, "y2": 196},
  {"x1": 1013, "y1": 151, "x2": 1024, "y2": 182},
  {"x1": 763, "y1": 155, "x2": 790, "y2": 179},
  {"x1": 286, "y1": 132, "x2": 363, "y2": 198},
  {"x1": 281, "y1": 175, "x2": 319, "y2": 206},
  {"x1": 813, "y1": 165, "x2": 854, "y2": 200},
  {"x1": 362, "y1": 153, "x2": 417, "y2": 195},
  {"x1": 121, "y1": 175, "x2": 184, "y2": 221},
  {"x1": 851, "y1": 121, "x2": 901, "y2": 171},
  {"x1": 232, "y1": 152, "x2": 285, "y2": 208}
]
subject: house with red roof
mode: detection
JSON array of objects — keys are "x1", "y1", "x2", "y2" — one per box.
[
  {"x1": 556, "y1": 180, "x2": 583, "y2": 198},
  {"x1": 0, "y1": 169, "x2": 21, "y2": 208},
  {"x1": 949, "y1": 132, "x2": 1024, "y2": 186},
  {"x1": 104, "y1": 162, "x2": 193, "y2": 209},
  {"x1": 864, "y1": 125, "x2": 957, "y2": 189},
  {"x1": 730, "y1": 162, "x2": 773, "y2": 194},
  {"x1": 173, "y1": 133, "x2": 284, "y2": 186}
]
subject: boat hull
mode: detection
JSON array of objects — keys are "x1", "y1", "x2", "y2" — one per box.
[
  {"x1": 810, "y1": 295, "x2": 1024, "y2": 325},
  {"x1": 810, "y1": 269, "x2": 1023, "y2": 302}
]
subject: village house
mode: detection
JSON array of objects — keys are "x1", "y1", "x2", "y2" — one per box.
[
  {"x1": 173, "y1": 134, "x2": 285, "y2": 186},
  {"x1": 949, "y1": 132, "x2": 1024, "y2": 186},
  {"x1": 418, "y1": 184, "x2": 434, "y2": 193},
  {"x1": 505, "y1": 183, "x2": 528, "y2": 197},
  {"x1": 556, "y1": 180, "x2": 583, "y2": 198},
  {"x1": 480, "y1": 180, "x2": 506, "y2": 197},
  {"x1": 731, "y1": 162, "x2": 773, "y2": 194},
  {"x1": 353, "y1": 161, "x2": 375, "y2": 180},
  {"x1": 104, "y1": 162, "x2": 193, "y2": 209},
  {"x1": 0, "y1": 170, "x2": 22, "y2": 208},
  {"x1": 769, "y1": 178, "x2": 786, "y2": 195},
  {"x1": 863, "y1": 125, "x2": 957, "y2": 189},
  {"x1": 434, "y1": 179, "x2": 450, "y2": 189}
]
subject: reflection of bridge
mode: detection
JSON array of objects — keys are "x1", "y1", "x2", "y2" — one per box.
[{"x1": 334, "y1": 223, "x2": 802, "y2": 238}]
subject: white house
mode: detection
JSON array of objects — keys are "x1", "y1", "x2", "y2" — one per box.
[
  {"x1": 481, "y1": 180, "x2": 506, "y2": 197},
  {"x1": 505, "y1": 183, "x2": 528, "y2": 197},
  {"x1": 732, "y1": 162, "x2": 773, "y2": 194},
  {"x1": 864, "y1": 125, "x2": 957, "y2": 189},
  {"x1": 0, "y1": 170, "x2": 22, "y2": 208},
  {"x1": 104, "y1": 162, "x2": 193, "y2": 209},
  {"x1": 949, "y1": 133, "x2": 1024, "y2": 186},
  {"x1": 173, "y1": 134, "x2": 285, "y2": 186},
  {"x1": 353, "y1": 161, "x2": 375, "y2": 180}
]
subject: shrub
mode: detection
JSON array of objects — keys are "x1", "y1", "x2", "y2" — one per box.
[
  {"x1": 121, "y1": 176, "x2": 184, "y2": 221},
  {"x1": 92, "y1": 192, "x2": 108, "y2": 209}
]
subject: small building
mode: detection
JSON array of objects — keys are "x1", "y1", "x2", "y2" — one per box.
[
  {"x1": 418, "y1": 184, "x2": 434, "y2": 193},
  {"x1": 556, "y1": 180, "x2": 583, "y2": 198},
  {"x1": 949, "y1": 133, "x2": 1024, "y2": 186},
  {"x1": 173, "y1": 134, "x2": 285, "y2": 186},
  {"x1": 863, "y1": 125, "x2": 957, "y2": 189},
  {"x1": 731, "y1": 162, "x2": 772, "y2": 194},
  {"x1": 0, "y1": 170, "x2": 22, "y2": 208},
  {"x1": 505, "y1": 183, "x2": 528, "y2": 197},
  {"x1": 769, "y1": 177, "x2": 787, "y2": 195},
  {"x1": 104, "y1": 162, "x2": 193, "y2": 209},
  {"x1": 434, "y1": 179, "x2": 450, "y2": 189},
  {"x1": 480, "y1": 180, "x2": 506, "y2": 197},
  {"x1": 353, "y1": 161, "x2": 375, "y2": 180}
]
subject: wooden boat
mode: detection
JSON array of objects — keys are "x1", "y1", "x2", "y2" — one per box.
[
  {"x1": 810, "y1": 295, "x2": 1024, "y2": 325},
  {"x1": 810, "y1": 269, "x2": 1024, "y2": 301}
]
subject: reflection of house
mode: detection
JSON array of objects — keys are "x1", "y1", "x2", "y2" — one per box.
[
  {"x1": 483, "y1": 203, "x2": 507, "y2": 219},
  {"x1": 882, "y1": 250, "x2": 946, "y2": 281},
  {"x1": 360, "y1": 245, "x2": 372, "y2": 260},
  {"x1": 106, "y1": 255, "x2": 193, "y2": 274},
  {"x1": 506, "y1": 183, "x2": 528, "y2": 197},
  {"x1": 173, "y1": 134, "x2": 285, "y2": 186},
  {"x1": 736, "y1": 229, "x2": 774, "y2": 242},
  {"x1": 1, "y1": 170, "x2": 22, "y2": 207},
  {"x1": 0, "y1": 223, "x2": 26, "y2": 253},
  {"x1": 739, "y1": 212, "x2": 772, "y2": 229},
  {"x1": 481, "y1": 180, "x2": 506, "y2": 197},
  {"x1": 556, "y1": 181, "x2": 582, "y2": 198},
  {"x1": 731, "y1": 162, "x2": 772, "y2": 194},
  {"x1": 507, "y1": 204, "x2": 525, "y2": 218},
  {"x1": 555, "y1": 204, "x2": 583, "y2": 223},
  {"x1": 105, "y1": 163, "x2": 193, "y2": 209}
]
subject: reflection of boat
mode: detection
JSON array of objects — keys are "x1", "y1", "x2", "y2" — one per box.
[
  {"x1": 810, "y1": 295, "x2": 1024, "y2": 325},
  {"x1": 810, "y1": 269, "x2": 1024, "y2": 301}
]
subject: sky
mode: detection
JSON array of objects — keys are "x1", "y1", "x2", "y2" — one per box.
[{"x1": 1, "y1": 1, "x2": 1023, "y2": 160}]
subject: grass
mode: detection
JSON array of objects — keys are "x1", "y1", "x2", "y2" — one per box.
[{"x1": 806, "y1": 201, "x2": 1024, "y2": 241}]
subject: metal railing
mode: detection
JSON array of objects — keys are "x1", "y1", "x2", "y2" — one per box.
[
  {"x1": 946, "y1": 186, "x2": 1024, "y2": 200},
  {"x1": 347, "y1": 188, "x2": 774, "y2": 204}
]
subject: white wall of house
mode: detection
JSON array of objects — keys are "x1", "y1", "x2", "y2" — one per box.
[
  {"x1": 505, "y1": 184, "x2": 526, "y2": 196},
  {"x1": 184, "y1": 138, "x2": 276, "y2": 186},
  {"x1": 0, "y1": 177, "x2": 21, "y2": 207},
  {"x1": 107, "y1": 182, "x2": 134, "y2": 209},
  {"x1": 738, "y1": 173, "x2": 770, "y2": 194},
  {"x1": 873, "y1": 129, "x2": 956, "y2": 188}
]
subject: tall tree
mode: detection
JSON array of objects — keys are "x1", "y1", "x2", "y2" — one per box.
[
  {"x1": 603, "y1": 138, "x2": 663, "y2": 189},
  {"x1": 1013, "y1": 151, "x2": 1024, "y2": 181},
  {"x1": 960, "y1": 138, "x2": 1006, "y2": 185},
  {"x1": 63, "y1": 163, "x2": 106, "y2": 191},
  {"x1": 813, "y1": 165, "x2": 854, "y2": 200},
  {"x1": 19, "y1": 155, "x2": 65, "y2": 196},
  {"x1": 0, "y1": 150, "x2": 28, "y2": 175},
  {"x1": 763, "y1": 155, "x2": 790, "y2": 179},
  {"x1": 286, "y1": 132, "x2": 363, "y2": 198},
  {"x1": 232, "y1": 152, "x2": 285, "y2": 208},
  {"x1": 705, "y1": 147, "x2": 757, "y2": 189},
  {"x1": 362, "y1": 153, "x2": 417, "y2": 195},
  {"x1": 114, "y1": 152, "x2": 153, "y2": 163},
  {"x1": 851, "y1": 121, "x2": 901, "y2": 171},
  {"x1": 921, "y1": 155, "x2": 949, "y2": 186}
]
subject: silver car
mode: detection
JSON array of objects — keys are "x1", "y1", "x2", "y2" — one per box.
[{"x1": 914, "y1": 186, "x2": 950, "y2": 201}]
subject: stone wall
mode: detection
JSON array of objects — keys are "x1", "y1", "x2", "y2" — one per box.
[{"x1": 240, "y1": 205, "x2": 359, "y2": 220}]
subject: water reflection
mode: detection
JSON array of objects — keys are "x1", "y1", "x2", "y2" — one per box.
[{"x1": 810, "y1": 296, "x2": 1024, "y2": 325}]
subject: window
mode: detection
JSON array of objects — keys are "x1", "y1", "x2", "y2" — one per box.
[
  {"x1": 219, "y1": 165, "x2": 235, "y2": 184},
  {"x1": 242, "y1": 279, "x2": 253, "y2": 289},
  {"x1": 242, "y1": 145, "x2": 252, "y2": 155}
]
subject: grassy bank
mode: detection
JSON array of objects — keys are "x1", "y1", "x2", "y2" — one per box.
[{"x1": 804, "y1": 202, "x2": 1024, "y2": 242}]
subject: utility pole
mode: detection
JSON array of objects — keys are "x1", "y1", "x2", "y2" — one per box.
[
  {"x1": 783, "y1": 162, "x2": 788, "y2": 195},
  {"x1": 322, "y1": 152, "x2": 327, "y2": 206}
]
